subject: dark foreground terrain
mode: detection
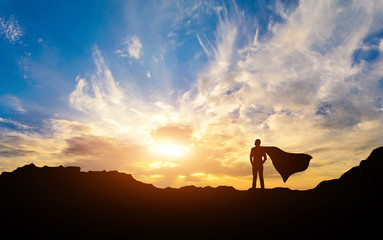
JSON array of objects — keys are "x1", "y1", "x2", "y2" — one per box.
[{"x1": 1, "y1": 147, "x2": 383, "y2": 238}]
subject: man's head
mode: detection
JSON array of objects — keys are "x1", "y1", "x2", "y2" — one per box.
[{"x1": 254, "y1": 139, "x2": 261, "y2": 146}]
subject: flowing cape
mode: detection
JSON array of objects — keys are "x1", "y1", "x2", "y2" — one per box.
[{"x1": 262, "y1": 146, "x2": 312, "y2": 182}]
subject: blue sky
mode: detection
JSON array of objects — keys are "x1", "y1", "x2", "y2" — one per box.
[
  {"x1": 1, "y1": 0, "x2": 383, "y2": 190},
  {"x1": 0, "y1": 1, "x2": 298, "y2": 121},
  {"x1": 1, "y1": 1, "x2": 216, "y2": 122},
  {"x1": 0, "y1": 0, "x2": 274, "y2": 132}
]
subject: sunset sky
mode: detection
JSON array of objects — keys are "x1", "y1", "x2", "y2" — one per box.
[{"x1": 1, "y1": 0, "x2": 383, "y2": 190}]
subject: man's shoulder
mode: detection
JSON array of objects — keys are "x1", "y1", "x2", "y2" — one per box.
[{"x1": 251, "y1": 146, "x2": 265, "y2": 152}]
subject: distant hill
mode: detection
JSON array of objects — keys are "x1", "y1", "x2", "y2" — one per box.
[{"x1": 1, "y1": 147, "x2": 382, "y2": 238}]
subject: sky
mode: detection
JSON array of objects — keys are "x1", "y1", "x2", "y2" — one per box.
[{"x1": 1, "y1": 0, "x2": 383, "y2": 190}]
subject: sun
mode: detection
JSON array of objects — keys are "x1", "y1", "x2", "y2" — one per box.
[{"x1": 151, "y1": 143, "x2": 189, "y2": 157}]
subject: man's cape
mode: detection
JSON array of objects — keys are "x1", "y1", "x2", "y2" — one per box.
[{"x1": 262, "y1": 146, "x2": 312, "y2": 182}]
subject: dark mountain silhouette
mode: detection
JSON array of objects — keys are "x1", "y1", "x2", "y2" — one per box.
[{"x1": 1, "y1": 147, "x2": 382, "y2": 238}]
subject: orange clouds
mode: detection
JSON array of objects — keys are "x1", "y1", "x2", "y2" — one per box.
[
  {"x1": 62, "y1": 135, "x2": 147, "y2": 171},
  {"x1": 57, "y1": 129, "x2": 254, "y2": 189}
]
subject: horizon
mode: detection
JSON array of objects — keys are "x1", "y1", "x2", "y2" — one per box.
[{"x1": 1, "y1": 0, "x2": 383, "y2": 190}]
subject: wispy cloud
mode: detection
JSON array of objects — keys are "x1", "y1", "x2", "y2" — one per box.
[
  {"x1": 0, "y1": 95, "x2": 26, "y2": 112},
  {"x1": 70, "y1": 47, "x2": 126, "y2": 115},
  {"x1": 114, "y1": 35, "x2": 143, "y2": 59},
  {"x1": 69, "y1": 46, "x2": 184, "y2": 146},
  {"x1": 0, "y1": 117, "x2": 33, "y2": 130},
  {"x1": 196, "y1": 34, "x2": 211, "y2": 57},
  {"x1": 0, "y1": 15, "x2": 23, "y2": 43}
]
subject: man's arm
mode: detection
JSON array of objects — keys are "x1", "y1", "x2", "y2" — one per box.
[{"x1": 250, "y1": 149, "x2": 253, "y2": 165}]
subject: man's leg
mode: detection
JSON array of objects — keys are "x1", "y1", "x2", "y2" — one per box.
[
  {"x1": 252, "y1": 166, "x2": 257, "y2": 189},
  {"x1": 259, "y1": 166, "x2": 265, "y2": 189}
]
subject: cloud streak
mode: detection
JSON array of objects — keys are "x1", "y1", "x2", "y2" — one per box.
[{"x1": 0, "y1": 117, "x2": 34, "y2": 130}]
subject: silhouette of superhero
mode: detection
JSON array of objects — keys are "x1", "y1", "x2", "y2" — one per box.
[{"x1": 250, "y1": 139, "x2": 267, "y2": 189}]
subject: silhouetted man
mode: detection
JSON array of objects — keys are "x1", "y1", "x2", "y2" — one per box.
[{"x1": 250, "y1": 139, "x2": 267, "y2": 189}]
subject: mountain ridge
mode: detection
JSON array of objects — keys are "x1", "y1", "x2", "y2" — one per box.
[{"x1": 1, "y1": 147, "x2": 382, "y2": 238}]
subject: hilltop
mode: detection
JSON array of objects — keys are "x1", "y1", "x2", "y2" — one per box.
[{"x1": 1, "y1": 147, "x2": 382, "y2": 238}]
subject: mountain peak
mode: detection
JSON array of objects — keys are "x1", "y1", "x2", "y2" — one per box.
[
  {"x1": 361, "y1": 146, "x2": 383, "y2": 167},
  {"x1": 314, "y1": 146, "x2": 383, "y2": 193}
]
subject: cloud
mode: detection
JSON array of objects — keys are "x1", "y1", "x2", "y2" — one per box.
[
  {"x1": 177, "y1": 0, "x2": 383, "y2": 188},
  {"x1": 63, "y1": 135, "x2": 124, "y2": 157},
  {"x1": 196, "y1": 34, "x2": 211, "y2": 57},
  {"x1": 61, "y1": 135, "x2": 147, "y2": 172},
  {"x1": 0, "y1": 15, "x2": 23, "y2": 43},
  {"x1": 115, "y1": 35, "x2": 143, "y2": 59},
  {"x1": 150, "y1": 124, "x2": 194, "y2": 144},
  {"x1": 69, "y1": 46, "x2": 174, "y2": 143},
  {"x1": 0, "y1": 144, "x2": 35, "y2": 157},
  {"x1": 70, "y1": 47, "x2": 126, "y2": 112},
  {"x1": 0, "y1": 94, "x2": 26, "y2": 112},
  {"x1": 69, "y1": 47, "x2": 133, "y2": 130},
  {"x1": 0, "y1": 117, "x2": 34, "y2": 130},
  {"x1": 0, "y1": 121, "x2": 76, "y2": 172},
  {"x1": 49, "y1": 119, "x2": 92, "y2": 136}
]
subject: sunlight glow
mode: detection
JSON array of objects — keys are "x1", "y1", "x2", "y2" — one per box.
[
  {"x1": 149, "y1": 161, "x2": 178, "y2": 169},
  {"x1": 151, "y1": 143, "x2": 190, "y2": 157}
]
